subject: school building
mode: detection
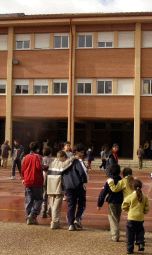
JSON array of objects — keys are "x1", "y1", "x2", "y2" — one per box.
[{"x1": 1, "y1": 12, "x2": 152, "y2": 159}]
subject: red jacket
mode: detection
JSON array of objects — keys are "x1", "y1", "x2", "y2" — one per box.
[{"x1": 22, "y1": 152, "x2": 43, "y2": 187}]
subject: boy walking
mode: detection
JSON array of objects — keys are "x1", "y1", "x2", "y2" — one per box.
[{"x1": 21, "y1": 142, "x2": 43, "y2": 225}]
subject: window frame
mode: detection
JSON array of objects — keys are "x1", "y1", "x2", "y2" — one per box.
[
  {"x1": 0, "y1": 81, "x2": 6, "y2": 94},
  {"x1": 142, "y1": 79, "x2": 152, "y2": 95},
  {"x1": 34, "y1": 33, "x2": 50, "y2": 49},
  {"x1": 53, "y1": 80, "x2": 68, "y2": 95},
  {"x1": 54, "y1": 33, "x2": 69, "y2": 49},
  {"x1": 33, "y1": 80, "x2": 49, "y2": 95},
  {"x1": 15, "y1": 34, "x2": 31, "y2": 50},
  {"x1": 98, "y1": 32, "x2": 114, "y2": 48},
  {"x1": 96, "y1": 80, "x2": 112, "y2": 95},
  {"x1": 15, "y1": 85, "x2": 29, "y2": 95},
  {"x1": 76, "y1": 80, "x2": 92, "y2": 95},
  {"x1": 77, "y1": 33, "x2": 93, "y2": 48}
]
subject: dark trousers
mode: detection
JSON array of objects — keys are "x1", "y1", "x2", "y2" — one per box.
[
  {"x1": 66, "y1": 185, "x2": 86, "y2": 225},
  {"x1": 126, "y1": 220, "x2": 145, "y2": 252},
  {"x1": 12, "y1": 159, "x2": 21, "y2": 176},
  {"x1": 25, "y1": 187, "x2": 43, "y2": 218}
]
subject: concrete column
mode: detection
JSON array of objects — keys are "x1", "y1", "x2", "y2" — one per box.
[
  {"x1": 92, "y1": 79, "x2": 97, "y2": 95},
  {"x1": 133, "y1": 23, "x2": 141, "y2": 161},
  {"x1": 67, "y1": 24, "x2": 76, "y2": 148},
  {"x1": 112, "y1": 79, "x2": 118, "y2": 95},
  {"x1": 114, "y1": 31, "x2": 118, "y2": 48},
  {"x1": 93, "y1": 32, "x2": 98, "y2": 48},
  {"x1": 31, "y1": 33, "x2": 35, "y2": 49},
  {"x1": 29, "y1": 79, "x2": 34, "y2": 94},
  {"x1": 5, "y1": 27, "x2": 14, "y2": 145}
]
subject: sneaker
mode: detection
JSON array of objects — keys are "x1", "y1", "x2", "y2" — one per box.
[
  {"x1": 32, "y1": 218, "x2": 39, "y2": 225},
  {"x1": 127, "y1": 251, "x2": 134, "y2": 254},
  {"x1": 26, "y1": 216, "x2": 34, "y2": 225},
  {"x1": 74, "y1": 219, "x2": 83, "y2": 230},
  {"x1": 50, "y1": 222, "x2": 60, "y2": 229},
  {"x1": 10, "y1": 176, "x2": 15, "y2": 180},
  {"x1": 68, "y1": 225, "x2": 76, "y2": 231},
  {"x1": 138, "y1": 244, "x2": 144, "y2": 251}
]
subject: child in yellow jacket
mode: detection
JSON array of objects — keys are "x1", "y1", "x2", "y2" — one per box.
[{"x1": 122, "y1": 179, "x2": 149, "y2": 254}]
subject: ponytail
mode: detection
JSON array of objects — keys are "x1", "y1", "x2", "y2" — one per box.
[{"x1": 133, "y1": 179, "x2": 143, "y2": 203}]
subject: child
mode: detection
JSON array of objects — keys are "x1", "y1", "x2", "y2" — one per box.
[
  {"x1": 97, "y1": 164, "x2": 123, "y2": 242},
  {"x1": 41, "y1": 146, "x2": 52, "y2": 218},
  {"x1": 107, "y1": 167, "x2": 134, "y2": 198},
  {"x1": 47, "y1": 150, "x2": 74, "y2": 229},
  {"x1": 21, "y1": 141, "x2": 43, "y2": 225},
  {"x1": 86, "y1": 146, "x2": 94, "y2": 170},
  {"x1": 122, "y1": 179, "x2": 149, "y2": 254}
]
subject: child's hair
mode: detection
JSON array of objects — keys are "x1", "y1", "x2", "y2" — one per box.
[
  {"x1": 134, "y1": 179, "x2": 143, "y2": 202},
  {"x1": 122, "y1": 167, "x2": 134, "y2": 190},
  {"x1": 107, "y1": 164, "x2": 121, "y2": 177},
  {"x1": 57, "y1": 150, "x2": 67, "y2": 159},
  {"x1": 29, "y1": 141, "x2": 40, "y2": 152},
  {"x1": 43, "y1": 146, "x2": 52, "y2": 156}
]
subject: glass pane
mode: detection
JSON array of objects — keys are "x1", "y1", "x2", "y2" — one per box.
[
  {"x1": 105, "y1": 81, "x2": 112, "y2": 94},
  {"x1": 106, "y1": 42, "x2": 113, "y2": 47},
  {"x1": 143, "y1": 80, "x2": 150, "y2": 94},
  {"x1": 23, "y1": 40, "x2": 30, "y2": 49},
  {"x1": 86, "y1": 35, "x2": 92, "y2": 47},
  {"x1": 98, "y1": 42, "x2": 105, "y2": 48},
  {"x1": 22, "y1": 85, "x2": 28, "y2": 94},
  {"x1": 77, "y1": 83, "x2": 84, "y2": 93},
  {"x1": 97, "y1": 81, "x2": 104, "y2": 93},
  {"x1": 61, "y1": 83, "x2": 67, "y2": 94},
  {"x1": 85, "y1": 83, "x2": 91, "y2": 94},
  {"x1": 54, "y1": 36, "x2": 61, "y2": 48},
  {"x1": 15, "y1": 85, "x2": 22, "y2": 94},
  {"x1": 16, "y1": 41, "x2": 23, "y2": 49},
  {"x1": 0, "y1": 85, "x2": 5, "y2": 93},
  {"x1": 78, "y1": 35, "x2": 85, "y2": 47},
  {"x1": 53, "y1": 83, "x2": 60, "y2": 94},
  {"x1": 42, "y1": 86, "x2": 48, "y2": 94},
  {"x1": 62, "y1": 36, "x2": 68, "y2": 48},
  {"x1": 34, "y1": 85, "x2": 41, "y2": 94}
]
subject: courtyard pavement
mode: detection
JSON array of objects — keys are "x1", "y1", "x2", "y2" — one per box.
[{"x1": 0, "y1": 166, "x2": 152, "y2": 254}]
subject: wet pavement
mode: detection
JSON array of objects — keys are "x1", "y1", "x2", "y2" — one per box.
[{"x1": 0, "y1": 167, "x2": 152, "y2": 255}]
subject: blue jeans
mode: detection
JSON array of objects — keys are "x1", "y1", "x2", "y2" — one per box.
[{"x1": 25, "y1": 187, "x2": 43, "y2": 218}]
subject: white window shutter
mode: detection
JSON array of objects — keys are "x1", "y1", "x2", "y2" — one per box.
[
  {"x1": 142, "y1": 31, "x2": 152, "y2": 47},
  {"x1": 117, "y1": 79, "x2": 133, "y2": 95},
  {"x1": 35, "y1": 33, "x2": 50, "y2": 49},
  {"x1": 16, "y1": 34, "x2": 31, "y2": 41},
  {"x1": 0, "y1": 35, "x2": 8, "y2": 50},
  {"x1": 34, "y1": 79, "x2": 48, "y2": 86},
  {"x1": 118, "y1": 32, "x2": 134, "y2": 48},
  {"x1": 15, "y1": 79, "x2": 29, "y2": 85},
  {"x1": 98, "y1": 32, "x2": 114, "y2": 42}
]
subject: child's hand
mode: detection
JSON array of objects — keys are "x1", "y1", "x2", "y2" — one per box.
[
  {"x1": 97, "y1": 207, "x2": 101, "y2": 210},
  {"x1": 107, "y1": 178, "x2": 113, "y2": 184}
]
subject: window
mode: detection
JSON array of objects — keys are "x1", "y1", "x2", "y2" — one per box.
[
  {"x1": 118, "y1": 31, "x2": 134, "y2": 48},
  {"x1": 77, "y1": 80, "x2": 92, "y2": 94},
  {"x1": 0, "y1": 35, "x2": 7, "y2": 50},
  {"x1": 0, "y1": 80, "x2": 6, "y2": 94},
  {"x1": 98, "y1": 32, "x2": 114, "y2": 48},
  {"x1": 97, "y1": 80, "x2": 112, "y2": 94},
  {"x1": 54, "y1": 34, "x2": 69, "y2": 48},
  {"x1": 53, "y1": 80, "x2": 68, "y2": 94},
  {"x1": 15, "y1": 80, "x2": 29, "y2": 94},
  {"x1": 117, "y1": 79, "x2": 134, "y2": 95},
  {"x1": 77, "y1": 33, "x2": 93, "y2": 48},
  {"x1": 143, "y1": 80, "x2": 152, "y2": 95},
  {"x1": 35, "y1": 33, "x2": 50, "y2": 49},
  {"x1": 142, "y1": 31, "x2": 152, "y2": 48},
  {"x1": 16, "y1": 34, "x2": 31, "y2": 49},
  {"x1": 34, "y1": 80, "x2": 48, "y2": 94}
]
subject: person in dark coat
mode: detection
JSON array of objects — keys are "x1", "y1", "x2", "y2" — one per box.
[
  {"x1": 62, "y1": 143, "x2": 88, "y2": 231},
  {"x1": 97, "y1": 164, "x2": 123, "y2": 242}
]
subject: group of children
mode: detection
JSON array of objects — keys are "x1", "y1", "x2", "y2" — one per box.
[
  {"x1": 98, "y1": 165, "x2": 149, "y2": 255},
  {"x1": 21, "y1": 141, "x2": 150, "y2": 255},
  {"x1": 21, "y1": 141, "x2": 88, "y2": 231}
]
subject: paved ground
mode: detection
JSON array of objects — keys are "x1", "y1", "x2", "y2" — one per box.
[{"x1": 0, "y1": 166, "x2": 152, "y2": 254}]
